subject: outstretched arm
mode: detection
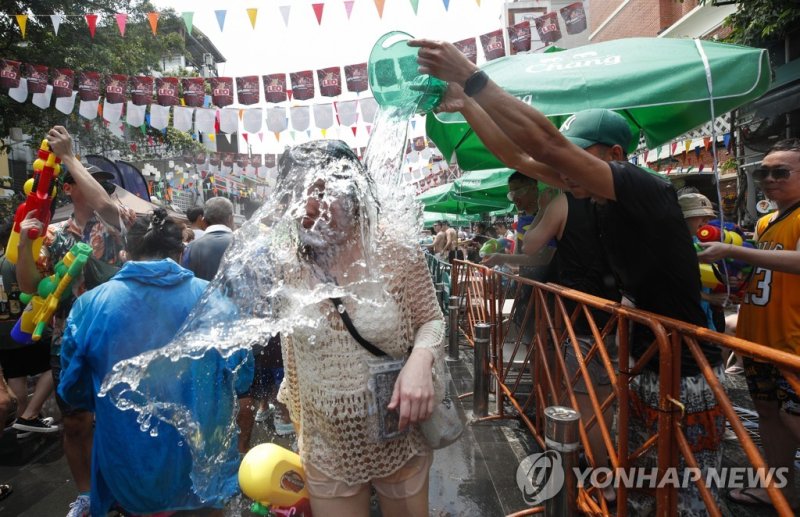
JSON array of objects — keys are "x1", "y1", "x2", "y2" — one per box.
[
  {"x1": 438, "y1": 83, "x2": 566, "y2": 189},
  {"x1": 411, "y1": 39, "x2": 615, "y2": 200}
]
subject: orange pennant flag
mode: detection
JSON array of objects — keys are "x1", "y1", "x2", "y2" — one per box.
[
  {"x1": 15, "y1": 14, "x2": 27, "y2": 39},
  {"x1": 374, "y1": 0, "x2": 386, "y2": 18},
  {"x1": 147, "y1": 12, "x2": 160, "y2": 35},
  {"x1": 239, "y1": 109, "x2": 244, "y2": 120},
  {"x1": 246, "y1": 8, "x2": 258, "y2": 29},
  {"x1": 274, "y1": 132, "x2": 281, "y2": 142}
]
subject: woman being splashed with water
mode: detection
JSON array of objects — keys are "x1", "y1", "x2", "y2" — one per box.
[
  {"x1": 276, "y1": 141, "x2": 444, "y2": 516},
  {"x1": 58, "y1": 208, "x2": 251, "y2": 517}
]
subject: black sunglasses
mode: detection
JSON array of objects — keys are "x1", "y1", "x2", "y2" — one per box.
[{"x1": 753, "y1": 167, "x2": 795, "y2": 182}]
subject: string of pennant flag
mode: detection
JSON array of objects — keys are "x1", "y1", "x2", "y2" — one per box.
[{"x1": 8, "y1": 1, "x2": 586, "y2": 40}]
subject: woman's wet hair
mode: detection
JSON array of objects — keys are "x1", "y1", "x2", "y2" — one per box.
[
  {"x1": 277, "y1": 140, "x2": 363, "y2": 184},
  {"x1": 126, "y1": 208, "x2": 185, "y2": 261}
]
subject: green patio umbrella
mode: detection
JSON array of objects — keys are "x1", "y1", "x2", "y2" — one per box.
[
  {"x1": 422, "y1": 211, "x2": 480, "y2": 227},
  {"x1": 416, "y1": 169, "x2": 516, "y2": 214},
  {"x1": 427, "y1": 37, "x2": 771, "y2": 171}
]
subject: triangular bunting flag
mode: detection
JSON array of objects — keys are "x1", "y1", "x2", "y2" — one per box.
[
  {"x1": 147, "y1": 12, "x2": 159, "y2": 35},
  {"x1": 257, "y1": 132, "x2": 264, "y2": 142},
  {"x1": 50, "y1": 14, "x2": 63, "y2": 35},
  {"x1": 86, "y1": 14, "x2": 98, "y2": 39},
  {"x1": 182, "y1": 12, "x2": 194, "y2": 33},
  {"x1": 312, "y1": 3, "x2": 324, "y2": 24},
  {"x1": 242, "y1": 133, "x2": 249, "y2": 144},
  {"x1": 247, "y1": 8, "x2": 258, "y2": 29},
  {"x1": 374, "y1": 0, "x2": 386, "y2": 18},
  {"x1": 306, "y1": 130, "x2": 311, "y2": 138},
  {"x1": 475, "y1": 0, "x2": 480, "y2": 5},
  {"x1": 344, "y1": 0, "x2": 355, "y2": 19},
  {"x1": 115, "y1": 13, "x2": 127, "y2": 36},
  {"x1": 321, "y1": 128, "x2": 327, "y2": 138},
  {"x1": 351, "y1": 126, "x2": 357, "y2": 137},
  {"x1": 442, "y1": 0, "x2": 450, "y2": 11},
  {"x1": 366, "y1": 125, "x2": 372, "y2": 134},
  {"x1": 290, "y1": 131, "x2": 296, "y2": 141},
  {"x1": 15, "y1": 15, "x2": 27, "y2": 39},
  {"x1": 408, "y1": 0, "x2": 420, "y2": 14},
  {"x1": 215, "y1": 10, "x2": 227, "y2": 31},
  {"x1": 279, "y1": 5, "x2": 291, "y2": 27},
  {"x1": 274, "y1": 132, "x2": 281, "y2": 142},
  {"x1": 410, "y1": 119, "x2": 416, "y2": 130},
  {"x1": 287, "y1": 89, "x2": 293, "y2": 101}
]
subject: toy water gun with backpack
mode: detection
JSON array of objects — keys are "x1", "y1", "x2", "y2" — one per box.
[
  {"x1": 239, "y1": 443, "x2": 313, "y2": 516},
  {"x1": 10, "y1": 242, "x2": 92, "y2": 344},
  {"x1": 5, "y1": 139, "x2": 61, "y2": 264},
  {"x1": 695, "y1": 220, "x2": 755, "y2": 295}
]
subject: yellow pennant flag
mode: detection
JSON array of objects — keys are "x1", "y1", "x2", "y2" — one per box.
[
  {"x1": 16, "y1": 15, "x2": 28, "y2": 39},
  {"x1": 321, "y1": 128, "x2": 327, "y2": 138},
  {"x1": 208, "y1": 134, "x2": 216, "y2": 142},
  {"x1": 475, "y1": 0, "x2": 480, "y2": 5},
  {"x1": 247, "y1": 8, "x2": 258, "y2": 29},
  {"x1": 684, "y1": 140, "x2": 692, "y2": 153}
]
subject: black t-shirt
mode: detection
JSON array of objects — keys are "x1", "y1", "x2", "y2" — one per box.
[
  {"x1": 556, "y1": 193, "x2": 620, "y2": 334},
  {"x1": 595, "y1": 162, "x2": 721, "y2": 375}
]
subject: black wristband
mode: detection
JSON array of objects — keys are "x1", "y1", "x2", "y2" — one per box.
[{"x1": 464, "y1": 70, "x2": 489, "y2": 97}]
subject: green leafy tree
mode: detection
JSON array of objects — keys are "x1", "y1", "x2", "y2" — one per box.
[
  {"x1": 724, "y1": 0, "x2": 800, "y2": 46},
  {"x1": 0, "y1": 1, "x2": 193, "y2": 156}
]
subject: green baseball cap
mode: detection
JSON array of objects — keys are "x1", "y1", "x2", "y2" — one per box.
[{"x1": 559, "y1": 109, "x2": 634, "y2": 151}]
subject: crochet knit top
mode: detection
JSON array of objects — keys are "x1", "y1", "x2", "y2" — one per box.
[{"x1": 277, "y1": 245, "x2": 445, "y2": 485}]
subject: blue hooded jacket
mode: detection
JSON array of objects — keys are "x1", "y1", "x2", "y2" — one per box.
[{"x1": 59, "y1": 259, "x2": 253, "y2": 516}]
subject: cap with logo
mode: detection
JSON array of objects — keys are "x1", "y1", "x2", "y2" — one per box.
[
  {"x1": 559, "y1": 108, "x2": 634, "y2": 152},
  {"x1": 678, "y1": 193, "x2": 716, "y2": 219}
]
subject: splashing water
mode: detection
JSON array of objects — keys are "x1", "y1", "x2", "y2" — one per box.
[{"x1": 99, "y1": 102, "x2": 424, "y2": 502}]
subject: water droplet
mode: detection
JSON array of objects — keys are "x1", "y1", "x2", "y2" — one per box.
[{"x1": 337, "y1": 304, "x2": 345, "y2": 313}]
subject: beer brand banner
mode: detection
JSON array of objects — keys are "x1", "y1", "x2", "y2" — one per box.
[
  {"x1": 535, "y1": 12, "x2": 562, "y2": 44},
  {"x1": 412, "y1": 136, "x2": 426, "y2": 151},
  {"x1": 508, "y1": 21, "x2": 532, "y2": 55},
  {"x1": 105, "y1": 74, "x2": 127, "y2": 103},
  {"x1": 317, "y1": 66, "x2": 342, "y2": 97},
  {"x1": 156, "y1": 77, "x2": 179, "y2": 106},
  {"x1": 195, "y1": 151, "x2": 207, "y2": 165},
  {"x1": 560, "y1": 2, "x2": 587, "y2": 35},
  {"x1": 236, "y1": 75, "x2": 260, "y2": 105},
  {"x1": 263, "y1": 73, "x2": 287, "y2": 103},
  {"x1": 26, "y1": 64, "x2": 49, "y2": 94},
  {"x1": 0, "y1": 59, "x2": 21, "y2": 89},
  {"x1": 251, "y1": 154, "x2": 262, "y2": 168},
  {"x1": 210, "y1": 152, "x2": 221, "y2": 166},
  {"x1": 344, "y1": 63, "x2": 368, "y2": 93},
  {"x1": 480, "y1": 29, "x2": 506, "y2": 61},
  {"x1": 210, "y1": 77, "x2": 234, "y2": 107},
  {"x1": 235, "y1": 153, "x2": 250, "y2": 168},
  {"x1": 264, "y1": 154, "x2": 277, "y2": 168},
  {"x1": 222, "y1": 152, "x2": 235, "y2": 168},
  {"x1": 454, "y1": 38, "x2": 478, "y2": 64},
  {"x1": 182, "y1": 77, "x2": 205, "y2": 107},
  {"x1": 290, "y1": 70, "x2": 315, "y2": 101},
  {"x1": 52, "y1": 68, "x2": 74, "y2": 98},
  {"x1": 130, "y1": 76, "x2": 153, "y2": 105},
  {"x1": 182, "y1": 148, "x2": 194, "y2": 165},
  {"x1": 78, "y1": 71, "x2": 100, "y2": 101}
]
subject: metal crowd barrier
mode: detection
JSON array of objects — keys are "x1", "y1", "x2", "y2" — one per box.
[{"x1": 443, "y1": 259, "x2": 799, "y2": 517}]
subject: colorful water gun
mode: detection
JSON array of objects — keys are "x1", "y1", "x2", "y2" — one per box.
[
  {"x1": 5, "y1": 139, "x2": 61, "y2": 264},
  {"x1": 695, "y1": 222, "x2": 755, "y2": 294},
  {"x1": 10, "y1": 242, "x2": 92, "y2": 344},
  {"x1": 239, "y1": 443, "x2": 313, "y2": 517}
]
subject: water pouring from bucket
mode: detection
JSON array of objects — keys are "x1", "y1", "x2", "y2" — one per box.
[{"x1": 368, "y1": 31, "x2": 447, "y2": 114}]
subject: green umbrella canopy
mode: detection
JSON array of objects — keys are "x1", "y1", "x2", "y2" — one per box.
[
  {"x1": 427, "y1": 37, "x2": 771, "y2": 171},
  {"x1": 416, "y1": 168, "x2": 516, "y2": 214},
  {"x1": 422, "y1": 211, "x2": 480, "y2": 227}
]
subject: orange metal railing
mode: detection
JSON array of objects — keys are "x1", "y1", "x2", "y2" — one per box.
[{"x1": 447, "y1": 259, "x2": 799, "y2": 517}]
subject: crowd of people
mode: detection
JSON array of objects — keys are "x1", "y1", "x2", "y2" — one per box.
[
  {"x1": 0, "y1": 41, "x2": 797, "y2": 517},
  {"x1": 413, "y1": 36, "x2": 800, "y2": 514}
]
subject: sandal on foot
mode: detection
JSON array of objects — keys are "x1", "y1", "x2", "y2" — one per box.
[
  {"x1": 727, "y1": 487, "x2": 773, "y2": 506},
  {"x1": 0, "y1": 484, "x2": 12, "y2": 501}
]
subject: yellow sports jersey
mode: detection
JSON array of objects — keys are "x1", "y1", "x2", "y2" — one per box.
[{"x1": 736, "y1": 206, "x2": 800, "y2": 355}]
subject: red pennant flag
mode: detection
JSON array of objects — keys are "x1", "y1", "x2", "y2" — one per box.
[
  {"x1": 703, "y1": 136, "x2": 711, "y2": 150},
  {"x1": 86, "y1": 14, "x2": 98, "y2": 39},
  {"x1": 287, "y1": 89, "x2": 293, "y2": 101},
  {"x1": 351, "y1": 126, "x2": 357, "y2": 137},
  {"x1": 242, "y1": 133, "x2": 249, "y2": 144},
  {"x1": 312, "y1": 3, "x2": 325, "y2": 25},
  {"x1": 671, "y1": 142, "x2": 678, "y2": 155},
  {"x1": 366, "y1": 125, "x2": 372, "y2": 135}
]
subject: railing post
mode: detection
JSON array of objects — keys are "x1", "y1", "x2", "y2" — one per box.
[
  {"x1": 435, "y1": 282, "x2": 444, "y2": 311},
  {"x1": 473, "y1": 322, "x2": 491, "y2": 417},
  {"x1": 544, "y1": 406, "x2": 580, "y2": 517},
  {"x1": 447, "y1": 296, "x2": 460, "y2": 362}
]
